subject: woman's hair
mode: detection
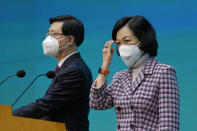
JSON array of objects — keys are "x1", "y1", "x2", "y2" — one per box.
[{"x1": 112, "y1": 16, "x2": 158, "y2": 57}]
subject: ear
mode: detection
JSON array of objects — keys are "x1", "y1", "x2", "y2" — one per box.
[{"x1": 66, "y1": 36, "x2": 75, "y2": 46}]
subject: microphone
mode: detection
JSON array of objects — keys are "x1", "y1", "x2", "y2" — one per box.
[
  {"x1": 17, "y1": 70, "x2": 26, "y2": 78},
  {"x1": 0, "y1": 70, "x2": 26, "y2": 86},
  {"x1": 46, "y1": 71, "x2": 56, "y2": 79},
  {"x1": 12, "y1": 71, "x2": 55, "y2": 107}
]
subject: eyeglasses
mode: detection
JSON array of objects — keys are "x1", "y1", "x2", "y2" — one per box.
[{"x1": 46, "y1": 32, "x2": 64, "y2": 37}]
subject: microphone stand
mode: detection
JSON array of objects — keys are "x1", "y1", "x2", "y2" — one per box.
[
  {"x1": 12, "y1": 74, "x2": 45, "y2": 107},
  {"x1": 0, "y1": 74, "x2": 16, "y2": 86}
]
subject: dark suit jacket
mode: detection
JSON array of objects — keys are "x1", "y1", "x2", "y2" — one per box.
[{"x1": 13, "y1": 53, "x2": 93, "y2": 131}]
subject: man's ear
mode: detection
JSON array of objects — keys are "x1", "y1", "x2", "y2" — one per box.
[{"x1": 66, "y1": 36, "x2": 75, "y2": 46}]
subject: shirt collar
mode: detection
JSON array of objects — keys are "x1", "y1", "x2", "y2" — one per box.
[{"x1": 58, "y1": 51, "x2": 78, "y2": 68}]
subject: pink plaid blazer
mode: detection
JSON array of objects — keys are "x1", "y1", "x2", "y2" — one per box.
[{"x1": 90, "y1": 57, "x2": 179, "y2": 131}]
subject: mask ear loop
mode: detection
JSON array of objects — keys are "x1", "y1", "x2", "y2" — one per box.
[
  {"x1": 57, "y1": 36, "x2": 67, "y2": 41},
  {"x1": 58, "y1": 36, "x2": 71, "y2": 50},
  {"x1": 59, "y1": 44, "x2": 69, "y2": 50}
]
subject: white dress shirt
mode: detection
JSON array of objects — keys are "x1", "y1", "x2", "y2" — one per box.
[{"x1": 58, "y1": 51, "x2": 78, "y2": 68}]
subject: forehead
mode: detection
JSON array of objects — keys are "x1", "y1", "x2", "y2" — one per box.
[
  {"x1": 116, "y1": 25, "x2": 135, "y2": 40},
  {"x1": 49, "y1": 21, "x2": 63, "y2": 33}
]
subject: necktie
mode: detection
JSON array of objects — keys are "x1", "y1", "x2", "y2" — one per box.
[{"x1": 54, "y1": 66, "x2": 59, "y2": 73}]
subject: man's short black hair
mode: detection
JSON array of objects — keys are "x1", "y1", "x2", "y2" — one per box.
[
  {"x1": 112, "y1": 15, "x2": 158, "y2": 57},
  {"x1": 49, "y1": 15, "x2": 84, "y2": 47}
]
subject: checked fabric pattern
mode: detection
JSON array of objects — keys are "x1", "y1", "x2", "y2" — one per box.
[{"x1": 90, "y1": 58, "x2": 179, "y2": 131}]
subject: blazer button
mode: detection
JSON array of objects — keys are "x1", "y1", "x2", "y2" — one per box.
[
  {"x1": 117, "y1": 125, "x2": 120, "y2": 129},
  {"x1": 117, "y1": 106, "x2": 121, "y2": 112},
  {"x1": 130, "y1": 105, "x2": 134, "y2": 110},
  {"x1": 130, "y1": 124, "x2": 135, "y2": 129}
]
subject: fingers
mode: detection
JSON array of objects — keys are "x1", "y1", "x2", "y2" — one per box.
[
  {"x1": 103, "y1": 40, "x2": 116, "y2": 56},
  {"x1": 104, "y1": 40, "x2": 116, "y2": 49},
  {"x1": 102, "y1": 41, "x2": 116, "y2": 68}
]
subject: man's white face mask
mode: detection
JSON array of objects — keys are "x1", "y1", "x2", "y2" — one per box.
[
  {"x1": 118, "y1": 41, "x2": 143, "y2": 67},
  {"x1": 42, "y1": 35, "x2": 67, "y2": 57}
]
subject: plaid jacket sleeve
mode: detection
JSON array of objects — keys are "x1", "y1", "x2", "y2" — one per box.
[
  {"x1": 89, "y1": 73, "x2": 120, "y2": 110},
  {"x1": 158, "y1": 66, "x2": 180, "y2": 130}
]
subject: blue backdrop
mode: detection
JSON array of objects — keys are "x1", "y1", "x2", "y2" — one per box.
[{"x1": 0, "y1": 0, "x2": 196, "y2": 130}]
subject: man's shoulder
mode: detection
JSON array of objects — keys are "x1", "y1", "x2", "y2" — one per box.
[{"x1": 61, "y1": 55, "x2": 91, "y2": 76}]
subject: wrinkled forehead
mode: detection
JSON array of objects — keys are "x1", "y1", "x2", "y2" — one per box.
[{"x1": 49, "y1": 21, "x2": 63, "y2": 33}]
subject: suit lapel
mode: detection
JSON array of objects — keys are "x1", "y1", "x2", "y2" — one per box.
[
  {"x1": 132, "y1": 71, "x2": 145, "y2": 93},
  {"x1": 131, "y1": 57, "x2": 158, "y2": 94},
  {"x1": 61, "y1": 53, "x2": 80, "y2": 69},
  {"x1": 46, "y1": 53, "x2": 81, "y2": 93},
  {"x1": 122, "y1": 68, "x2": 133, "y2": 99}
]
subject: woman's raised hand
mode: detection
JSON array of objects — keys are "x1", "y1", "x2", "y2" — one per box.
[{"x1": 102, "y1": 40, "x2": 116, "y2": 69}]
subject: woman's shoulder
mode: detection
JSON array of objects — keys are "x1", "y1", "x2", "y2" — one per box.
[
  {"x1": 155, "y1": 61, "x2": 176, "y2": 73},
  {"x1": 113, "y1": 69, "x2": 130, "y2": 79}
]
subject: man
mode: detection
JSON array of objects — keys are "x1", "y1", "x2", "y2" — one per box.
[{"x1": 13, "y1": 15, "x2": 93, "y2": 131}]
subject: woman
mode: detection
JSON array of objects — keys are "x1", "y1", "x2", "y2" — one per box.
[{"x1": 89, "y1": 16, "x2": 179, "y2": 131}]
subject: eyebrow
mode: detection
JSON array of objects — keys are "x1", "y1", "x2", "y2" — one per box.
[{"x1": 117, "y1": 35, "x2": 131, "y2": 41}]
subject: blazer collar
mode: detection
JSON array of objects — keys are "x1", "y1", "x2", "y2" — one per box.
[
  {"x1": 46, "y1": 53, "x2": 81, "y2": 93},
  {"x1": 143, "y1": 57, "x2": 158, "y2": 75},
  {"x1": 55, "y1": 52, "x2": 81, "y2": 76},
  {"x1": 127, "y1": 57, "x2": 158, "y2": 95},
  {"x1": 60, "y1": 52, "x2": 81, "y2": 68}
]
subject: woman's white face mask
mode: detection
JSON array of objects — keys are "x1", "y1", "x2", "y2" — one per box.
[
  {"x1": 42, "y1": 35, "x2": 67, "y2": 57},
  {"x1": 118, "y1": 41, "x2": 143, "y2": 67}
]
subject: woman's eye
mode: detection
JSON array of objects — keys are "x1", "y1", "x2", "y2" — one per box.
[{"x1": 124, "y1": 40, "x2": 131, "y2": 43}]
